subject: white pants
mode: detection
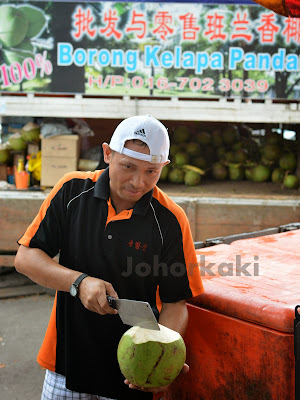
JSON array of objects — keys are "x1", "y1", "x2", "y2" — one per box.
[{"x1": 41, "y1": 369, "x2": 116, "y2": 400}]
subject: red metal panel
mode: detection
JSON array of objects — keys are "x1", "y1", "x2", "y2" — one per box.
[
  {"x1": 230, "y1": 229, "x2": 300, "y2": 256},
  {"x1": 167, "y1": 230, "x2": 299, "y2": 398},
  {"x1": 165, "y1": 304, "x2": 295, "y2": 400},
  {"x1": 191, "y1": 230, "x2": 300, "y2": 332}
]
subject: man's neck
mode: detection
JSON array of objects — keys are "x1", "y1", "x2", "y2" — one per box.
[{"x1": 110, "y1": 197, "x2": 135, "y2": 215}]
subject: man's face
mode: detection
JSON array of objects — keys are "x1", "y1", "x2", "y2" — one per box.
[{"x1": 103, "y1": 141, "x2": 167, "y2": 209}]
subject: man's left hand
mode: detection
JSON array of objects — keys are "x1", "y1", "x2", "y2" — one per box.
[{"x1": 124, "y1": 363, "x2": 189, "y2": 393}]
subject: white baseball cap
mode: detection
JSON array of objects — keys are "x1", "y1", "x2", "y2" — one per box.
[{"x1": 109, "y1": 115, "x2": 170, "y2": 163}]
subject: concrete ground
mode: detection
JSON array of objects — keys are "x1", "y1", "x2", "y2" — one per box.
[{"x1": 0, "y1": 293, "x2": 54, "y2": 400}]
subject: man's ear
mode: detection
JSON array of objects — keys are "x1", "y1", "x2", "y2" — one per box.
[{"x1": 102, "y1": 143, "x2": 112, "y2": 164}]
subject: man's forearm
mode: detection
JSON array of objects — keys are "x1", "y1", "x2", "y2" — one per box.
[
  {"x1": 158, "y1": 300, "x2": 189, "y2": 336},
  {"x1": 15, "y1": 245, "x2": 119, "y2": 316},
  {"x1": 14, "y1": 245, "x2": 82, "y2": 292}
]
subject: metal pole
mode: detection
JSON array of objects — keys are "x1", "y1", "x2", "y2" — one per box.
[{"x1": 0, "y1": 116, "x2": 2, "y2": 145}]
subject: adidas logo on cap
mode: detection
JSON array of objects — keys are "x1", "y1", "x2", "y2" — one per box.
[{"x1": 134, "y1": 128, "x2": 146, "y2": 137}]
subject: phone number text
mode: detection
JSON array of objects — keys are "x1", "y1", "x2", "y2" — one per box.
[{"x1": 88, "y1": 75, "x2": 269, "y2": 93}]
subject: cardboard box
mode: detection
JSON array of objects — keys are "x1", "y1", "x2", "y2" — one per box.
[
  {"x1": 41, "y1": 135, "x2": 80, "y2": 187},
  {"x1": 41, "y1": 135, "x2": 80, "y2": 158},
  {"x1": 41, "y1": 156, "x2": 78, "y2": 187}
]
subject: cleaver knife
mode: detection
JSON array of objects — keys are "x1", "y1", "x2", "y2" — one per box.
[{"x1": 107, "y1": 296, "x2": 160, "y2": 330}]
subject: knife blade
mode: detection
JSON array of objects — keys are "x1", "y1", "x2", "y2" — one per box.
[{"x1": 107, "y1": 296, "x2": 160, "y2": 330}]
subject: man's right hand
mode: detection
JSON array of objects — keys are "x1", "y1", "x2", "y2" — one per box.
[
  {"x1": 78, "y1": 277, "x2": 119, "y2": 315},
  {"x1": 14, "y1": 246, "x2": 118, "y2": 315}
]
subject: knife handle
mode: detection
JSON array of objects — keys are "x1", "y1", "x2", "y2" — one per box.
[{"x1": 107, "y1": 295, "x2": 116, "y2": 309}]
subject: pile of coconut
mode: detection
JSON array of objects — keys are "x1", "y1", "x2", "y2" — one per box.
[
  {"x1": 159, "y1": 124, "x2": 299, "y2": 189},
  {"x1": 0, "y1": 122, "x2": 40, "y2": 167}
]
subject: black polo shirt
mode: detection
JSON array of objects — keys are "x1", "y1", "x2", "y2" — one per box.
[{"x1": 18, "y1": 168, "x2": 204, "y2": 399}]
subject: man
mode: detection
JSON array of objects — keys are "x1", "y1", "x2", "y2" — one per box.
[{"x1": 15, "y1": 115, "x2": 204, "y2": 400}]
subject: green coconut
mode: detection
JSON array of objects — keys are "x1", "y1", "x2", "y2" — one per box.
[
  {"x1": 3, "y1": 40, "x2": 34, "y2": 65},
  {"x1": 168, "y1": 168, "x2": 185, "y2": 184},
  {"x1": 262, "y1": 143, "x2": 281, "y2": 162},
  {"x1": 225, "y1": 151, "x2": 235, "y2": 163},
  {"x1": 232, "y1": 142, "x2": 242, "y2": 152},
  {"x1": 174, "y1": 152, "x2": 189, "y2": 166},
  {"x1": 211, "y1": 129, "x2": 223, "y2": 147},
  {"x1": 117, "y1": 324, "x2": 186, "y2": 388},
  {"x1": 252, "y1": 165, "x2": 271, "y2": 182},
  {"x1": 185, "y1": 142, "x2": 201, "y2": 157},
  {"x1": 222, "y1": 125, "x2": 239, "y2": 145},
  {"x1": 169, "y1": 144, "x2": 182, "y2": 158},
  {"x1": 21, "y1": 122, "x2": 40, "y2": 143},
  {"x1": 19, "y1": 5, "x2": 46, "y2": 38},
  {"x1": 0, "y1": 5, "x2": 29, "y2": 47},
  {"x1": 212, "y1": 162, "x2": 228, "y2": 180},
  {"x1": 216, "y1": 146, "x2": 226, "y2": 160},
  {"x1": 234, "y1": 148, "x2": 247, "y2": 164},
  {"x1": 8, "y1": 132, "x2": 27, "y2": 151},
  {"x1": 173, "y1": 126, "x2": 190, "y2": 143},
  {"x1": 271, "y1": 168, "x2": 285, "y2": 184},
  {"x1": 196, "y1": 131, "x2": 211, "y2": 146},
  {"x1": 283, "y1": 174, "x2": 299, "y2": 190},
  {"x1": 159, "y1": 165, "x2": 170, "y2": 181},
  {"x1": 279, "y1": 152, "x2": 297, "y2": 171},
  {"x1": 192, "y1": 156, "x2": 207, "y2": 170},
  {"x1": 184, "y1": 170, "x2": 201, "y2": 186},
  {"x1": 0, "y1": 144, "x2": 10, "y2": 164},
  {"x1": 245, "y1": 166, "x2": 254, "y2": 181},
  {"x1": 228, "y1": 164, "x2": 244, "y2": 181}
]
